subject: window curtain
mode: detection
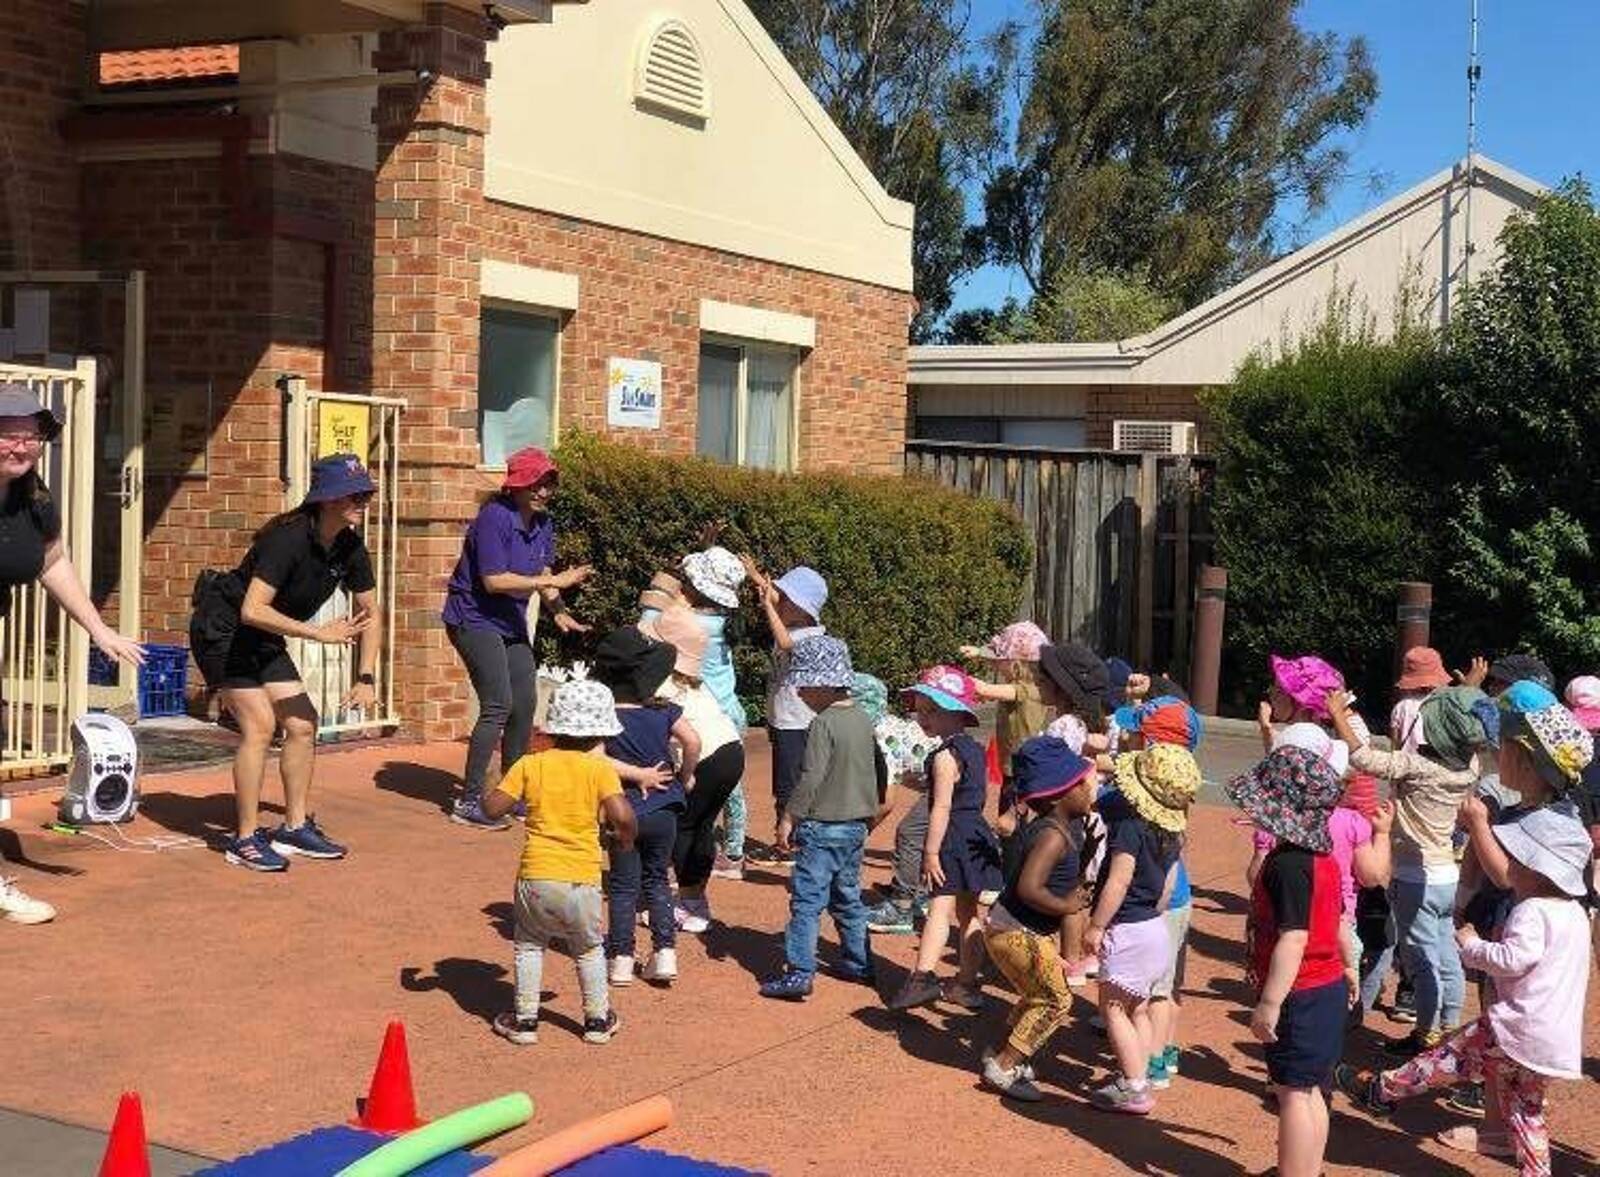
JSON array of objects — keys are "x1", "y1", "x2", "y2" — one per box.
[
  {"x1": 478, "y1": 308, "x2": 557, "y2": 465},
  {"x1": 696, "y1": 343, "x2": 740, "y2": 463},
  {"x1": 743, "y1": 346, "x2": 794, "y2": 471}
]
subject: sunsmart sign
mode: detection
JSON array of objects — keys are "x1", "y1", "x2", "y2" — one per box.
[{"x1": 607, "y1": 357, "x2": 663, "y2": 430}]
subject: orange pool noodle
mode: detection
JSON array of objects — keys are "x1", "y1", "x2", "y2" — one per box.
[{"x1": 476, "y1": 1095, "x2": 674, "y2": 1177}]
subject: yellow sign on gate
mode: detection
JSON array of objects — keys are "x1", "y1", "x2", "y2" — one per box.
[{"x1": 317, "y1": 400, "x2": 371, "y2": 461}]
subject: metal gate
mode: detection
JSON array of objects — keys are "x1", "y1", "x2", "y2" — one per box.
[
  {"x1": 282, "y1": 377, "x2": 404, "y2": 738},
  {"x1": 0, "y1": 359, "x2": 95, "y2": 775}
]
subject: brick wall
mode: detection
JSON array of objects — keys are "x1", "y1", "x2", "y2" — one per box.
[
  {"x1": 0, "y1": 0, "x2": 83, "y2": 272},
  {"x1": 1084, "y1": 384, "x2": 1211, "y2": 451},
  {"x1": 478, "y1": 206, "x2": 913, "y2": 476},
  {"x1": 80, "y1": 150, "x2": 374, "y2": 645}
]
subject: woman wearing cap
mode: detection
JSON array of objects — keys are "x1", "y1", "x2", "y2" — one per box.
[
  {"x1": 442, "y1": 446, "x2": 593, "y2": 829},
  {"x1": 0, "y1": 384, "x2": 145, "y2": 923},
  {"x1": 188, "y1": 453, "x2": 382, "y2": 871}
]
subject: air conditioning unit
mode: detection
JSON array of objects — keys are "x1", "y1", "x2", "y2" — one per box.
[{"x1": 1112, "y1": 419, "x2": 1197, "y2": 454}]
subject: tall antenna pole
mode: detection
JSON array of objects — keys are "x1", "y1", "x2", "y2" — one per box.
[{"x1": 1464, "y1": 0, "x2": 1481, "y2": 286}]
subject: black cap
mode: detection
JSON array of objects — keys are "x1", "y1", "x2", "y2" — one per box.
[
  {"x1": 1488, "y1": 653, "x2": 1555, "y2": 692},
  {"x1": 593, "y1": 626, "x2": 677, "y2": 704}
]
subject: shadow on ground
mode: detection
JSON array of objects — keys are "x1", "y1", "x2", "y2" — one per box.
[{"x1": 374, "y1": 762, "x2": 459, "y2": 813}]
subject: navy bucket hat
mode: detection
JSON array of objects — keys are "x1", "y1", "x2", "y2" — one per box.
[{"x1": 303, "y1": 453, "x2": 377, "y2": 505}]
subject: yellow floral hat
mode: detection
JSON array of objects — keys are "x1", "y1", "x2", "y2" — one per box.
[{"x1": 1112, "y1": 744, "x2": 1202, "y2": 834}]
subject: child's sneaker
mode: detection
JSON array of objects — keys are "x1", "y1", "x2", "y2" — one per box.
[
  {"x1": 1390, "y1": 983, "x2": 1417, "y2": 1024},
  {"x1": 608, "y1": 955, "x2": 635, "y2": 987},
  {"x1": 1146, "y1": 1053, "x2": 1172, "y2": 1090},
  {"x1": 759, "y1": 968, "x2": 814, "y2": 1001},
  {"x1": 1090, "y1": 1078, "x2": 1155, "y2": 1115},
  {"x1": 1063, "y1": 957, "x2": 1096, "y2": 988},
  {"x1": 710, "y1": 853, "x2": 744, "y2": 880},
  {"x1": 675, "y1": 899, "x2": 711, "y2": 934},
  {"x1": 886, "y1": 970, "x2": 942, "y2": 1011},
  {"x1": 224, "y1": 830, "x2": 289, "y2": 873},
  {"x1": 941, "y1": 980, "x2": 985, "y2": 1011},
  {"x1": 491, "y1": 1012, "x2": 538, "y2": 1045},
  {"x1": 978, "y1": 888, "x2": 1000, "y2": 906},
  {"x1": 1161, "y1": 1044, "x2": 1180, "y2": 1076},
  {"x1": 268, "y1": 816, "x2": 346, "y2": 859},
  {"x1": 1334, "y1": 1063, "x2": 1395, "y2": 1115},
  {"x1": 0, "y1": 876, "x2": 56, "y2": 924},
  {"x1": 864, "y1": 899, "x2": 915, "y2": 934},
  {"x1": 1445, "y1": 1082, "x2": 1486, "y2": 1118},
  {"x1": 644, "y1": 948, "x2": 678, "y2": 985},
  {"x1": 1383, "y1": 1028, "x2": 1440, "y2": 1060},
  {"x1": 982, "y1": 1053, "x2": 1043, "y2": 1102},
  {"x1": 582, "y1": 1009, "x2": 621, "y2": 1044},
  {"x1": 449, "y1": 798, "x2": 511, "y2": 831}
]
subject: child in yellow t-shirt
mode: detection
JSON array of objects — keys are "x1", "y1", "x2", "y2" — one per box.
[{"x1": 482, "y1": 679, "x2": 636, "y2": 1046}]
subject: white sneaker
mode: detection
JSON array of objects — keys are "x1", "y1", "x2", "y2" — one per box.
[
  {"x1": 644, "y1": 947, "x2": 678, "y2": 984},
  {"x1": 675, "y1": 902, "x2": 710, "y2": 935},
  {"x1": 608, "y1": 955, "x2": 635, "y2": 986},
  {"x1": 0, "y1": 877, "x2": 55, "y2": 925}
]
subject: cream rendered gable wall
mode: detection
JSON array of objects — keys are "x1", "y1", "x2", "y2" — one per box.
[
  {"x1": 483, "y1": 0, "x2": 914, "y2": 292},
  {"x1": 1133, "y1": 166, "x2": 1535, "y2": 385}
]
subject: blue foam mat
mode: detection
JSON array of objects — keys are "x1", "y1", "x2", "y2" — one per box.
[
  {"x1": 193, "y1": 1125, "x2": 490, "y2": 1176},
  {"x1": 193, "y1": 1126, "x2": 763, "y2": 1176}
]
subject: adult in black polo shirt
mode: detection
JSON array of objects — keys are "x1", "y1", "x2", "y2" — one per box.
[
  {"x1": 190, "y1": 453, "x2": 380, "y2": 872},
  {"x1": 0, "y1": 384, "x2": 145, "y2": 925}
]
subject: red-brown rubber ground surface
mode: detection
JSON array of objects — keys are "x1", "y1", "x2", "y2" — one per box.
[{"x1": 1, "y1": 737, "x2": 1596, "y2": 1175}]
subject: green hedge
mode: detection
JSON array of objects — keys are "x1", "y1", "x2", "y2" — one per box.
[
  {"x1": 1203, "y1": 301, "x2": 1443, "y2": 712},
  {"x1": 539, "y1": 434, "x2": 1032, "y2": 723}
]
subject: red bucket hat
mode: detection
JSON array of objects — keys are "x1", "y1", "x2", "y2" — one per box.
[
  {"x1": 503, "y1": 446, "x2": 557, "y2": 491},
  {"x1": 1396, "y1": 646, "x2": 1451, "y2": 692}
]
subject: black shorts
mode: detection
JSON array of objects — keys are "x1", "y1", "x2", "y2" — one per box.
[
  {"x1": 769, "y1": 726, "x2": 809, "y2": 810},
  {"x1": 1265, "y1": 979, "x2": 1347, "y2": 1089},
  {"x1": 194, "y1": 633, "x2": 302, "y2": 692}
]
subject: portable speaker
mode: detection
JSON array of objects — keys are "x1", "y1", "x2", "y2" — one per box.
[{"x1": 58, "y1": 713, "x2": 140, "y2": 825}]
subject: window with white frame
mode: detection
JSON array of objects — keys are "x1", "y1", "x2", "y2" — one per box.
[
  {"x1": 477, "y1": 305, "x2": 560, "y2": 466},
  {"x1": 696, "y1": 341, "x2": 798, "y2": 471}
]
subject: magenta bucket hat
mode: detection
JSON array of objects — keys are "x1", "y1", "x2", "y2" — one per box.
[
  {"x1": 1269, "y1": 654, "x2": 1345, "y2": 720},
  {"x1": 901, "y1": 664, "x2": 981, "y2": 725}
]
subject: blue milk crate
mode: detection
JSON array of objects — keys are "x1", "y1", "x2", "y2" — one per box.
[{"x1": 137, "y1": 643, "x2": 190, "y2": 717}]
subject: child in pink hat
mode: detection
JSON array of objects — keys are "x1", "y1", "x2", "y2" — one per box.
[
  {"x1": 1258, "y1": 654, "x2": 1346, "y2": 754},
  {"x1": 887, "y1": 665, "x2": 1004, "y2": 1013},
  {"x1": 961, "y1": 622, "x2": 1053, "y2": 889}
]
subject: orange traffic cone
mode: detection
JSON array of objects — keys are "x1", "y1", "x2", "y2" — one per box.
[
  {"x1": 98, "y1": 1091, "x2": 151, "y2": 1177},
  {"x1": 352, "y1": 1020, "x2": 425, "y2": 1133}
]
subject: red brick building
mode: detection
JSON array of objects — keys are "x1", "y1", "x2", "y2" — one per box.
[{"x1": 0, "y1": 1, "x2": 915, "y2": 743}]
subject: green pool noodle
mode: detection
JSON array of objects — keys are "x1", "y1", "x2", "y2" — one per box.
[{"x1": 335, "y1": 1092, "x2": 535, "y2": 1177}]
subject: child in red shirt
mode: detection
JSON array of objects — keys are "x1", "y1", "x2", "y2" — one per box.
[{"x1": 1230, "y1": 744, "x2": 1358, "y2": 1177}]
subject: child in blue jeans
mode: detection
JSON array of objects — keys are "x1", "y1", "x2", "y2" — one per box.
[{"x1": 759, "y1": 635, "x2": 888, "y2": 1001}]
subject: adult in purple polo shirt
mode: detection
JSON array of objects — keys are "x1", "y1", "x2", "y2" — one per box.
[{"x1": 443, "y1": 446, "x2": 593, "y2": 829}]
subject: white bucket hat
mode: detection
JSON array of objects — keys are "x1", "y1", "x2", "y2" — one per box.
[
  {"x1": 1493, "y1": 807, "x2": 1593, "y2": 898},
  {"x1": 1273, "y1": 721, "x2": 1350, "y2": 779},
  {"x1": 773, "y1": 565, "x2": 828, "y2": 623},
  {"x1": 680, "y1": 546, "x2": 745, "y2": 609},
  {"x1": 543, "y1": 679, "x2": 623, "y2": 739}
]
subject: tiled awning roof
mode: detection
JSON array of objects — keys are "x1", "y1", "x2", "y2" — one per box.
[{"x1": 98, "y1": 45, "x2": 240, "y2": 87}]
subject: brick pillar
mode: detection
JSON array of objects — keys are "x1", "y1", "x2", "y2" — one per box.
[{"x1": 373, "y1": 5, "x2": 493, "y2": 740}]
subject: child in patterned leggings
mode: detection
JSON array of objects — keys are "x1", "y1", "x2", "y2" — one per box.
[{"x1": 1337, "y1": 808, "x2": 1593, "y2": 1177}]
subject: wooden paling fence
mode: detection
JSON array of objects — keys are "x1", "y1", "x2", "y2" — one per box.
[{"x1": 905, "y1": 442, "x2": 1215, "y2": 676}]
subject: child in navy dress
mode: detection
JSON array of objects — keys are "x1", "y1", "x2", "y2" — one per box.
[
  {"x1": 592, "y1": 626, "x2": 701, "y2": 988},
  {"x1": 888, "y1": 665, "x2": 1003, "y2": 1011}
]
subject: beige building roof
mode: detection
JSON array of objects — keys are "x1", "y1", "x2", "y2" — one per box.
[
  {"x1": 911, "y1": 156, "x2": 1545, "y2": 389},
  {"x1": 484, "y1": 1, "x2": 915, "y2": 292}
]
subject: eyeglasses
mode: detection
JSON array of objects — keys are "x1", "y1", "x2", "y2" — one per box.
[{"x1": 0, "y1": 432, "x2": 43, "y2": 449}]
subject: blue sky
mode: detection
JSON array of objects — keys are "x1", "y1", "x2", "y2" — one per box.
[{"x1": 952, "y1": 0, "x2": 1600, "y2": 314}]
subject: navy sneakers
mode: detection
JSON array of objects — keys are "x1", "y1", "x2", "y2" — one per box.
[
  {"x1": 268, "y1": 816, "x2": 347, "y2": 859},
  {"x1": 224, "y1": 829, "x2": 289, "y2": 872}
]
